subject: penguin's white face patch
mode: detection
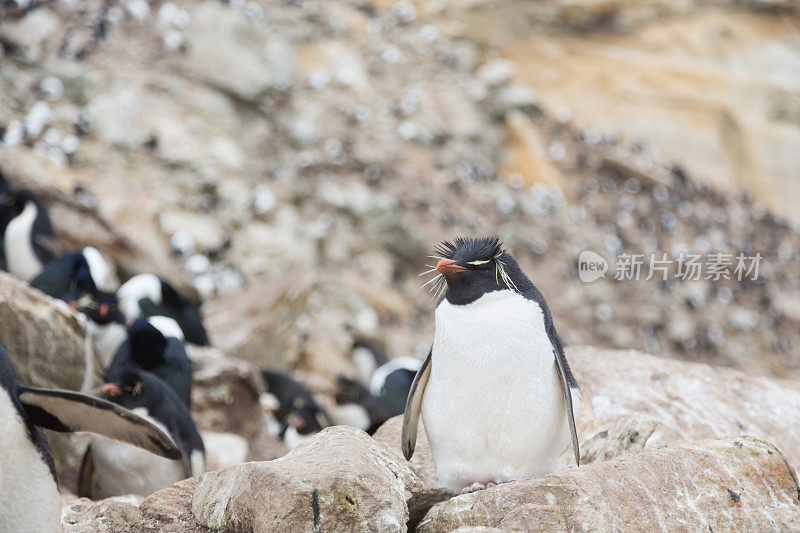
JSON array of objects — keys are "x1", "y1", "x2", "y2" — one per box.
[
  {"x1": 0, "y1": 389, "x2": 61, "y2": 532},
  {"x1": 117, "y1": 274, "x2": 162, "y2": 322},
  {"x1": 147, "y1": 315, "x2": 185, "y2": 341},
  {"x1": 82, "y1": 246, "x2": 110, "y2": 289}
]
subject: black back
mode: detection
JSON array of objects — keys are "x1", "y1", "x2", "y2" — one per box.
[
  {"x1": 102, "y1": 367, "x2": 203, "y2": 475},
  {"x1": 30, "y1": 251, "x2": 123, "y2": 325},
  {"x1": 262, "y1": 370, "x2": 332, "y2": 436},
  {"x1": 0, "y1": 343, "x2": 56, "y2": 480},
  {"x1": 0, "y1": 172, "x2": 14, "y2": 269},
  {"x1": 334, "y1": 376, "x2": 392, "y2": 435},
  {"x1": 378, "y1": 368, "x2": 417, "y2": 416},
  {"x1": 108, "y1": 319, "x2": 193, "y2": 407},
  {"x1": 31, "y1": 251, "x2": 93, "y2": 298},
  {"x1": 135, "y1": 279, "x2": 209, "y2": 346}
]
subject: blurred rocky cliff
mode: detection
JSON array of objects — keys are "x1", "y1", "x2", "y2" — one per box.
[{"x1": 2, "y1": 0, "x2": 800, "y2": 385}]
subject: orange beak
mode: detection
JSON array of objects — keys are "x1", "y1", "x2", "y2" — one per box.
[
  {"x1": 102, "y1": 383, "x2": 122, "y2": 399},
  {"x1": 437, "y1": 258, "x2": 466, "y2": 275}
]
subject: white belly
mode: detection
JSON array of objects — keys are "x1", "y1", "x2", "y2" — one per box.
[
  {"x1": 0, "y1": 390, "x2": 61, "y2": 533},
  {"x1": 422, "y1": 290, "x2": 579, "y2": 492},
  {"x1": 5, "y1": 202, "x2": 44, "y2": 282},
  {"x1": 88, "y1": 408, "x2": 185, "y2": 499}
]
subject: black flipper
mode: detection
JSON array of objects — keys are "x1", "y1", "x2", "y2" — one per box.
[
  {"x1": 76, "y1": 446, "x2": 95, "y2": 497},
  {"x1": 18, "y1": 387, "x2": 180, "y2": 460},
  {"x1": 400, "y1": 348, "x2": 432, "y2": 461}
]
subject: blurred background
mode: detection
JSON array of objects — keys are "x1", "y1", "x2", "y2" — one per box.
[{"x1": 1, "y1": 0, "x2": 800, "y2": 387}]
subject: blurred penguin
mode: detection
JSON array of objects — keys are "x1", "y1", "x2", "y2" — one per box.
[
  {"x1": 31, "y1": 247, "x2": 112, "y2": 304},
  {"x1": 330, "y1": 375, "x2": 392, "y2": 435},
  {"x1": 107, "y1": 318, "x2": 193, "y2": 407},
  {"x1": 78, "y1": 367, "x2": 204, "y2": 499},
  {"x1": 346, "y1": 328, "x2": 388, "y2": 386},
  {"x1": 370, "y1": 356, "x2": 421, "y2": 415},
  {"x1": 262, "y1": 370, "x2": 332, "y2": 449},
  {"x1": 3, "y1": 189, "x2": 56, "y2": 281},
  {"x1": 117, "y1": 274, "x2": 209, "y2": 345},
  {"x1": 0, "y1": 343, "x2": 179, "y2": 532}
]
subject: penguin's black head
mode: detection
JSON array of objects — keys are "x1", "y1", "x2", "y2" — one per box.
[
  {"x1": 426, "y1": 236, "x2": 528, "y2": 305},
  {"x1": 70, "y1": 290, "x2": 123, "y2": 325},
  {"x1": 262, "y1": 370, "x2": 331, "y2": 436},
  {"x1": 333, "y1": 376, "x2": 366, "y2": 405},
  {"x1": 101, "y1": 367, "x2": 161, "y2": 411},
  {"x1": 8, "y1": 189, "x2": 43, "y2": 216},
  {"x1": 161, "y1": 279, "x2": 190, "y2": 309},
  {"x1": 127, "y1": 319, "x2": 167, "y2": 370}
]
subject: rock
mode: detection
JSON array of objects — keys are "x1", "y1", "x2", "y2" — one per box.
[
  {"x1": 501, "y1": 9, "x2": 800, "y2": 220},
  {"x1": 184, "y1": 1, "x2": 296, "y2": 102},
  {"x1": 85, "y1": 87, "x2": 148, "y2": 150},
  {"x1": 137, "y1": 477, "x2": 205, "y2": 531},
  {"x1": 419, "y1": 436, "x2": 800, "y2": 532},
  {"x1": 160, "y1": 209, "x2": 227, "y2": 253},
  {"x1": 205, "y1": 277, "x2": 312, "y2": 369},
  {"x1": 0, "y1": 270, "x2": 89, "y2": 392},
  {"x1": 190, "y1": 346, "x2": 265, "y2": 440},
  {"x1": 30, "y1": 184, "x2": 192, "y2": 290},
  {"x1": 569, "y1": 346, "x2": 800, "y2": 470},
  {"x1": 577, "y1": 414, "x2": 657, "y2": 465},
  {"x1": 202, "y1": 431, "x2": 249, "y2": 472},
  {"x1": 191, "y1": 426, "x2": 420, "y2": 532},
  {"x1": 500, "y1": 111, "x2": 564, "y2": 187},
  {"x1": 61, "y1": 495, "x2": 143, "y2": 533},
  {"x1": 373, "y1": 415, "x2": 455, "y2": 526},
  {"x1": 0, "y1": 8, "x2": 61, "y2": 60}
]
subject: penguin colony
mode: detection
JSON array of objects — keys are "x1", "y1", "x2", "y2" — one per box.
[{"x1": 0, "y1": 173, "x2": 580, "y2": 528}]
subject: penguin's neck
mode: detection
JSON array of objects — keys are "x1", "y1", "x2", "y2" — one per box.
[
  {"x1": 0, "y1": 389, "x2": 61, "y2": 532},
  {"x1": 5, "y1": 202, "x2": 44, "y2": 282}
]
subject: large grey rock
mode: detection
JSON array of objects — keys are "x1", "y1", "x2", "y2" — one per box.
[
  {"x1": 569, "y1": 346, "x2": 800, "y2": 469},
  {"x1": 191, "y1": 426, "x2": 420, "y2": 532},
  {"x1": 373, "y1": 416, "x2": 455, "y2": 526},
  {"x1": 0, "y1": 270, "x2": 89, "y2": 391},
  {"x1": 205, "y1": 277, "x2": 310, "y2": 369},
  {"x1": 190, "y1": 346, "x2": 264, "y2": 440},
  {"x1": 137, "y1": 478, "x2": 206, "y2": 532},
  {"x1": 183, "y1": 1, "x2": 296, "y2": 102},
  {"x1": 61, "y1": 495, "x2": 143, "y2": 533},
  {"x1": 419, "y1": 437, "x2": 800, "y2": 532}
]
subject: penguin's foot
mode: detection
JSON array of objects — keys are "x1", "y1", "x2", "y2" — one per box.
[
  {"x1": 461, "y1": 482, "x2": 486, "y2": 493},
  {"x1": 462, "y1": 481, "x2": 499, "y2": 493}
]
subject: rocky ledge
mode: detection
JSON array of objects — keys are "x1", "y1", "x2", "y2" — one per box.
[{"x1": 61, "y1": 345, "x2": 800, "y2": 532}]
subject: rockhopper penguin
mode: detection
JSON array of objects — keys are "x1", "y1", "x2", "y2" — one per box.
[
  {"x1": 0, "y1": 343, "x2": 179, "y2": 532},
  {"x1": 402, "y1": 237, "x2": 580, "y2": 493},
  {"x1": 117, "y1": 273, "x2": 209, "y2": 345},
  {"x1": 3, "y1": 188, "x2": 56, "y2": 281},
  {"x1": 107, "y1": 318, "x2": 193, "y2": 407},
  {"x1": 78, "y1": 367, "x2": 205, "y2": 499}
]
